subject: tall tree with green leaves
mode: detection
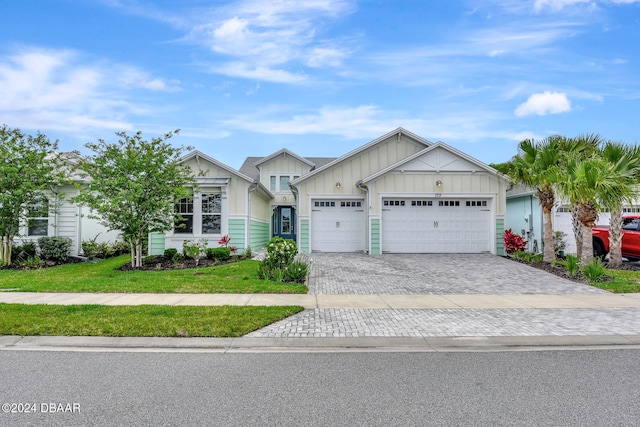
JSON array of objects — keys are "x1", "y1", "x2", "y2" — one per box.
[
  {"x1": 508, "y1": 136, "x2": 567, "y2": 263},
  {"x1": 73, "y1": 130, "x2": 194, "y2": 268},
  {"x1": 555, "y1": 151, "x2": 631, "y2": 266},
  {"x1": 0, "y1": 125, "x2": 65, "y2": 266},
  {"x1": 599, "y1": 141, "x2": 640, "y2": 268}
]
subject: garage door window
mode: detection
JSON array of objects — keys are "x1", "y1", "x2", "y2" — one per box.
[
  {"x1": 466, "y1": 201, "x2": 487, "y2": 207},
  {"x1": 438, "y1": 200, "x2": 460, "y2": 207}
]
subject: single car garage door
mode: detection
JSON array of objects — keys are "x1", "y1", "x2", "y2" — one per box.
[
  {"x1": 382, "y1": 198, "x2": 491, "y2": 253},
  {"x1": 311, "y1": 199, "x2": 365, "y2": 252}
]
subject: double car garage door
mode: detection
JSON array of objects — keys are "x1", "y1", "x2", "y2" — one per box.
[{"x1": 311, "y1": 197, "x2": 492, "y2": 253}]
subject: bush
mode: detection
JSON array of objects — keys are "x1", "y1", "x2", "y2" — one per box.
[
  {"x1": 20, "y1": 256, "x2": 43, "y2": 269},
  {"x1": 583, "y1": 258, "x2": 606, "y2": 282},
  {"x1": 12, "y1": 242, "x2": 37, "y2": 262},
  {"x1": 164, "y1": 248, "x2": 178, "y2": 259},
  {"x1": 243, "y1": 246, "x2": 252, "y2": 259},
  {"x1": 111, "y1": 241, "x2": 131, "y2": 256},
  {"x1": 38, "y1": 236, "x2": 72, "y2": 262},
  {"x1": 284, "y1": 261, "x2": 308, "y2": 283},
  {"x1": 504, "y1": 229, "x2": 528, "y2": 254},
  {"x1": 565, "y1": 255, "x2": 579, "y2": 275},
  {"x1": 206, "y1": 247, "x2": 231, "y2": 261},
  {"x1": 183, "y1": 239, "x2": 208, "y2": 266},
  {"x1": 264, "y1": 237, "x2": 297, "y2": 269}
]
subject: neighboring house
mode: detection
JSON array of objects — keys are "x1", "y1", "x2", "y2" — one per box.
[
  {"x1": 14, "y1": 153, "x2": 121, "y2": 255},
  {"x1": 151, "y1": 128, "x2": 510, "y2": 256},
  {"x1": 506, "y1": 186, "x2": 640, "y2": 254}
]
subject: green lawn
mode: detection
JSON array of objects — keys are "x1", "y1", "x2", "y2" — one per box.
[
  {"x1": 0, "y1": 304, "x2": 304, "y2": 337},
  {"x1": 591, "y1": 269, "x2": 640, "y2": 293},
  {"x1": 0, "y1": 255, "x2": 307, "y2": 294}
]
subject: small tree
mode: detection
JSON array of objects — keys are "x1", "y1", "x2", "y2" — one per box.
[
  {"x1": 0, "y1": 125, "x2": 65, "y2": 266},
  {"x1": 73, "y1": 130, "x2": 194, "y2": 268}
]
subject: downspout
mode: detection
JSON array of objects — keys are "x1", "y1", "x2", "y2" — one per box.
[
  {"x1": 288, "y1": 182, "x2": 300, "y2": 252},
  {"x1": 356, "y1": 180, "x2": 370, "y2": 254},
  {"x1": 247, "y1": 181, "x2": 259, "y2": 252}
]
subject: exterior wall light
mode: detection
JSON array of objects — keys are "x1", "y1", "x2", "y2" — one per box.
[
  {"x1": 436, "y1": 180, "x2": 443, "y2": 188},
  {"x1": 336, "y1": 182, "x2": 341, "y2": 189}
]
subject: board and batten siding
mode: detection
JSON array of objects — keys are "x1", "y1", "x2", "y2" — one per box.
[
  {"x1": 258, "y1": 154, "x2": 313, "y2": 189},
  {"x1": 295, "y1": 134, "x2": 425, "y2": 216},
  {"x1": 366, "y1": 172, "x2": 506, "y2": 215},
  {"x1": 182, "y1": 157, "x2": 247, "y2": 215}
]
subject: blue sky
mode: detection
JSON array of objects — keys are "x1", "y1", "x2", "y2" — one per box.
[{"x1": 1, "y1": 0, "x2": 639, "y2": 169}]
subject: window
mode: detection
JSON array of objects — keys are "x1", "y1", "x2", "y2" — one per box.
[
  {"x1": 174, "y1": 197, "x2": 194, "y2": 234},
  {"x1": 201, "y1": 193, "x2": 221, "y2": 234},
  {"x1": 269, "y1": 174, "x2": 299, "y2": 192},
  {"x1": 27, "y1": 196, "x2": 49, "y2": 236}
]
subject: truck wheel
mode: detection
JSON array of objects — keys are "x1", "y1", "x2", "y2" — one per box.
[{"x1": 593, "y1": 240, "x2": 606, "y2": 261}]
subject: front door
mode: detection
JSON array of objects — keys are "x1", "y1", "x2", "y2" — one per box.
[{"x1": 273, "y1": 206, "x2": 296, "y2": 242}]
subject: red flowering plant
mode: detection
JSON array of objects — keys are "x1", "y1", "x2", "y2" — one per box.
[
  {"x1": 503, "y1": 229, "x2": 528, "y2": 254},
  {"x1": 218, "y1": 235, "x2": 231, "y2": 247}
]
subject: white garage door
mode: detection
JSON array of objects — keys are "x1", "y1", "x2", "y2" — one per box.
[
  {"x1": 311, "y1": 199, "x2": 365, "y2": 252},
  {"x1": 382, "y1": 198, "x2": 492, "y2": 253}
]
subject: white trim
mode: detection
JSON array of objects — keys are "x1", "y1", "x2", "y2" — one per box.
[{"x1": 253, "y1": 148, "x2": 315, "y2": 168}]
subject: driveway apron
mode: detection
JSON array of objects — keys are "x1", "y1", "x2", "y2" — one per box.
[{"x1": 247, "y1": 253, "x2": 640, "y2": 338}]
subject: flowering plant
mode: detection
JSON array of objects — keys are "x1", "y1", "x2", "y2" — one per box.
[
  {"x1": 503, "y1": 229, "x2": 528, "y2": 254},
  {"x1": 218, "y1": 235, "x2": 231, "y2": 247}
]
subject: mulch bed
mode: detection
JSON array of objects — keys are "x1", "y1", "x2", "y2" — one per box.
[
  {"x1": 507, "y1": 257, "x2": 615, "y2": 284},
  {"x1": 118, "y1": 255, "x2": 241, "y2": 271}
]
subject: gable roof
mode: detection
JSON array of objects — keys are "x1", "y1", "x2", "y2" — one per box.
[
  {"x1": 180, "y1": 150, "x2": 273, "y2": 198},
  {"x1": 290, "y1": 127, "x2": 432, "y2": 185},
  {"x1": 253, "y1": 148, "x2": 315, "y2": 168},
  {"x1": 359, "y1": 141, "x2": 509, "y2": 184},
  {"x1": 239, "y1": 154, "x2": 336, "y2": 181}
]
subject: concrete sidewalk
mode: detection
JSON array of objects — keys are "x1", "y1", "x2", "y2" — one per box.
[{"x1": 2, "y1": 291, "x2": 640, "y2": 309}]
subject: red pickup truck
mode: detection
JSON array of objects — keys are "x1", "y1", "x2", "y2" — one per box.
[{"x1": 592, "y1": 215, "x2": 640, "y2": 261}]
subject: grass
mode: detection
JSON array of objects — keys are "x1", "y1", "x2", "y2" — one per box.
[
  {"x1": 0, "y1": 255, "x2": 307, "y2": 294},
  {"x1": 0, "y1": 303, "x2": 304, "y2": 337},
  {"x1": 590, "y1": 268, "x2": 640, "y2": 293}
]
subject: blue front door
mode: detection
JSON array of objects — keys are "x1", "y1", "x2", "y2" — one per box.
[{"x1": 273, "y1": 206, "x2": 296, "y2": 242}]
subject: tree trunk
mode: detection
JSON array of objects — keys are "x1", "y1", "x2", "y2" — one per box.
[
  {"x1": 581, "y1": 223, "x2": 594, "y2": 266},
  {"x1": 542, "y1": 208, "x2": 555, "y2": 263},
  {"x1": 608, "y1": 205, "x2": 623, "y2": 268},
  {"x1": 136, "y1": 242, "x2": 143, "y2": 268},
  {"x1": 129, "y1": 238, "x2": 136, "y2": 268},
  {"x1": 1, "y1": 236, "x2": 13, "y2": 266},
  {"x1": 571, "y1": 208, "x2": 583, "y2": 260}
]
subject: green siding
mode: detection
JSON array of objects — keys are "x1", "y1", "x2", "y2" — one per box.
[
  {"x1": 250, "y1": 219, "x2": 269, "y2": 250},
  {"x1": 228, "y1": 218, "x2": 246, "y2": 253},
  {"x1": 149, "y1": 232, "x2": 166, "y2": 256},
  {"x1": 370, "y1": 219, "x2": 381, "y2": 255},
  {"x1": 496, "y1": 218, "x2": 505, "y2": 256},
  {"x1": 300, "y1": 219, "x2": 310, "y2": 254}
]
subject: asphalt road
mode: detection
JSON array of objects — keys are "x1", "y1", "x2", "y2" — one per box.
[{"x1": 1, "y1": 349, "x2": 639, "y2": 426}]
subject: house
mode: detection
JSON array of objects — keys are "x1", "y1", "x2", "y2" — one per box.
[
  {"x1": 152, "y1": 128, "x2": 510, "y2": 256},
  {"x1": 14, "y1": 154, "x2": 121, "y2": 255}
]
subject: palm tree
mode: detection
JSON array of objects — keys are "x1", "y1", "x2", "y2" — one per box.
[
  {"x1": 555, "y1": 153, "x2": 630, "y2": 266},
  {"x1": 509, "y1": 136, "x2": 567, "y2": 263},
  {"x1": 599, "y1": 142, "x2": 640, "y2": 268}
]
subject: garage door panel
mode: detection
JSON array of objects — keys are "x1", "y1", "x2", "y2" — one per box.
[
  {"x1": 382, "y1": 198, "x2": 491, "y2": 253},
  {"x1": 312, "y1": 200, "x2": 365, "y2": 252}
]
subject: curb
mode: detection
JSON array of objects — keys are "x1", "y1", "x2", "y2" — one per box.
[{"x1": 2, "y1": 335, "x2": 640, "y2": 353}]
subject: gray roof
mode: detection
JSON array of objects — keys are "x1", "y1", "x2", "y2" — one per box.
[{"x1": 239, "y1": 155, "x2": 337, "y2": 181}]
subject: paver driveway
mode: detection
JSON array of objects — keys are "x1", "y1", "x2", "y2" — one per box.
[{"x1": 308, "y1": 253, "x2": 607, "y2": 295}]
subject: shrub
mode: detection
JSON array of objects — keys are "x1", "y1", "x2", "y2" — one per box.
[
  {"x1": 12, "y1": 242, "x2": 37, "y2": 262},
  {"x1": 284, "y1": 261, "x2": 308, "y2": 283},
  {"x1": 553, "y1": 231, "x2": 567, "y2": 256},
  {"x1": 583, "y1": 258, "x2": 606, "y2": 282},
  {"x1": 206, "y1": 247, "x2": 231, "y2": 261},
  {"x1": 164, "y1": 248, "x2": 178, "y2": 259},
  {"x1": 264, "y1": 237, "x2": 297, "y2": 269},
  {"x1": 82, "y1": 236, "x2": 109, "y2": 258},
  {"x1": 243, "y1": 246, "x2": 252, "y2": 259},
  {"x1": 111, "y1": 241, "x2": 131, "y2": 256},
  {"x1": 565, "y1": 255, "x2": 579, "y2": 275},
  {"x1": 504, "y1": 229, "x2": 528, "y2": 254},
  {"x1": 38, "y1": 236, "x2": 72, "y2": 262},
  {"x1": 20, "y1": 256, "x2": 43, "y2": 269},
  {"x1": 183, "y1": 239, "x2": 208, "y2": 266}
]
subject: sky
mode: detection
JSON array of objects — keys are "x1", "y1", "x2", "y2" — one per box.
[{"x1": 1, "y1": 0, "x2": 639, "y2": 169}]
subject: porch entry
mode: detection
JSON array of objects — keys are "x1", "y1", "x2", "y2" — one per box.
[{"x1": 272, "y1": 206, "x2": 296, "y2": 241}]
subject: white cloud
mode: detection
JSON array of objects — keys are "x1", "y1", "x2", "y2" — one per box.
[
  {"x1": 0, "y1": 47, "x2": 178, "y2": 134},
  {"x1": 514, "y1": 91, "x2": 572, "y2": 116},
  {"x1": 183, "y1": 0, "x2": 356, "y2": 82},
  {"x1": 534, "y1": 0, "x2": 594, "y2": 12}
]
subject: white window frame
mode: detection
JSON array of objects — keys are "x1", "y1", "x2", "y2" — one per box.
[
  {"x1": 173, "y1": 189, "x2": 223, "y2": 236},
  {"x1": 269, "y1": 174, "x2": 300, "y2": 193},
  {"x1": 27, "y1": 195, "x2": 50, "y2": 237}
]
